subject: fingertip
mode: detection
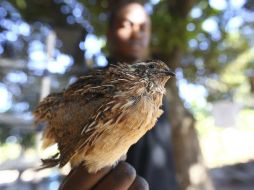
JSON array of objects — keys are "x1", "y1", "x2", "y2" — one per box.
[
  {"x1": 59, "y1": 164, "x2": 111, "y2": 190},
  {"x1": 92, "y1": 162, "x2": 137, "y2": 190},
  {"x1": 129, "y1": 176, "x2": 149, "y2": 190},
  {"x1": 114, "y1": 161, "x2": 136, "y2": 182}
]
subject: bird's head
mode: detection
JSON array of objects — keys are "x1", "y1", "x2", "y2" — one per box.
[
  {"x1": 129, "y1": 60, "x2": 175, "y2": 86},
  {"x1": 109, "y1": 60, "x2": 175, "y2": 93}
]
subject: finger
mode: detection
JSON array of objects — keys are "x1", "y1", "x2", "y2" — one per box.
[
  {"x1": 128, "y1": 176, "x2": 149, "y2": 190},
  {"x1": 59, "y1": 164, "x2": 111, "y2": 190},
  {"x1": 93, "y1": 162, "x2": 136, "y2": 190}
]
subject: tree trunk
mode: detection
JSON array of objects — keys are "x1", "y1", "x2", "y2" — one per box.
[
  {"x1": 162, "y1": 47, "x2": 214, "y2": 190},
  {"x1": 166, "y1": 80, "x2": 214, "y2": 190}
]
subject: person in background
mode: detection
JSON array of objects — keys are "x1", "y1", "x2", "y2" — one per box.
[{"x1": 60, "y1": 1, "x2": 178, "y2": 190}]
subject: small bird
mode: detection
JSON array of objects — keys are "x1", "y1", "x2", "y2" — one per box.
[{"x1": 34, "y1": 60, "x2": 175, "y2": 173}]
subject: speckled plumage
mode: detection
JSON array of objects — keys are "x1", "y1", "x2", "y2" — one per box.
[{"x1": 33, "y1": 60, "x2": 175, "y2": 173}]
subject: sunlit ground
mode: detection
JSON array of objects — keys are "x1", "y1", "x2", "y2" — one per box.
[{"x1": 196, "y1": 108, "x2": 254, "y2": 168}]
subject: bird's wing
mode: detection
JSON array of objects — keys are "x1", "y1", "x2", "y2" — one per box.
[
  {"x1": 33, "y1": 92, "x2": 64, "y2": 123},
  {"x1": 56, "y1": 92, "x2": 118, "y2": 167},
  {"x1": 33, "y1": 93, "x2": 64, "y2": 149},
  {"x1": 65, "y1": 69, "x2": 110, "y2": 96},
  {"x1": 54, "y1": 95, "x2": 106, "y2": 165},
  {"x1": 50, "y1": 71, "x2": 119, "y2": 167},
  {"x1": 37, "y1": 67, "x2": 126, "y2": 168}
]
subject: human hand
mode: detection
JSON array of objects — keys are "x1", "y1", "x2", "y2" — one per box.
[{"x1": 59, "y1": 161, "x2": 149, "y2": 190}]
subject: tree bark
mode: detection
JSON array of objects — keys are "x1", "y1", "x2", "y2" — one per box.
[
  {"x1": 154, "y1": 0, "x2": 216, "y2": 189},
  {"x1": 156, "y1": 39, "x2": 214, "y2": 190},
  {"x1": 166, "y1": 78, "x2": 214, "y2": 190}
]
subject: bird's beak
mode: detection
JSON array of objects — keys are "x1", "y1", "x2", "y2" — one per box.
[
  {"x1": 166, "y1": 70, "x2": 176, "y2": 77},
  {"x1": 161, "y1": 69, "x2": 175, "y2": 77}
]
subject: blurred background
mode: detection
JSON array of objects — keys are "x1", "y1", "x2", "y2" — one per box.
[{"x1": 0, "y1": 0, "x2": 254, "y2": 189}]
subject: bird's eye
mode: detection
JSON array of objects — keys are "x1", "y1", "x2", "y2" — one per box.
[{"x1": 148, "y1": 64, "x2": 155, "y2": 69}]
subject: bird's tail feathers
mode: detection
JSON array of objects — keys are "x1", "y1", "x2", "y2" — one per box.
[{"x1": 36, "y1": 153, "x2": 60, "y2": 171}]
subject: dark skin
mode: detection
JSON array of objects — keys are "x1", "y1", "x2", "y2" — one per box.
[
  {"x1": 60, "y1": 3, "x2": 150, "y2": 190},
  {"x1": 107, "y1": 3, "x2": 151, "y2": 63}
]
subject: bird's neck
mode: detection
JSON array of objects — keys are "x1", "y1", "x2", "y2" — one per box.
[{"x1": 147, "y1": 81, "x2": 166, "y2": 95}]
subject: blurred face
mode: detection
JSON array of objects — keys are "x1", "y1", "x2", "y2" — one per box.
[{"x1": 108, "y1": 3, "x2": 151, "y2": 63}]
